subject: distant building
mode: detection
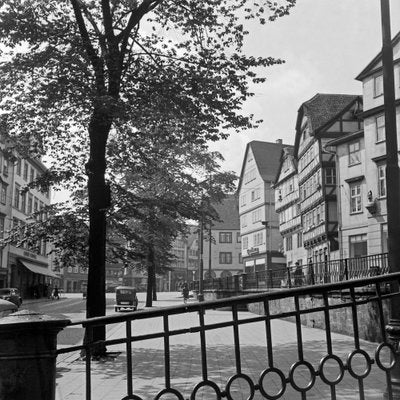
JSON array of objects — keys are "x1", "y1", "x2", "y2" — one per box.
[
  {"x1": 238, "y1": 140, "x2": 289, "y2": 274},
  {"x1": 294, "y1": 93, "x2": 363, "y2": 268},
  {"x1": 169, "y1": 225, "x2": 198, "y2": 291},
  {"x1": 202, "y1": 194, "x2": 242, "y2": 279},
  {"x1": 274, "y1": 147, "x2": 307, "y2": 268},
  {"x1": 0, "y1": 133, "x2": 59, "y2": 297}
]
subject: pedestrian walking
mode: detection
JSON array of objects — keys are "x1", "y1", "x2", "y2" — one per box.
[
  {"x1": 182, "y1": 282, "x2": 189, "y2": 303},
  {"x1": 52, "y1": 287, "x2": 60, "y2": 300}
]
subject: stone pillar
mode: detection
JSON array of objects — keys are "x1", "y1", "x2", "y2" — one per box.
[{"x1": 0, "y1": 310, "x2": 70, "y2": 400}]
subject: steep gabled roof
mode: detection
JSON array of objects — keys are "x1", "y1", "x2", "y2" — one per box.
[
  {"x1": 294, "y1": 93, "x2": 361, "y2": 156},
  {"x1": 273, "y1": 146, "x2": 296, "y2": 185},
  {"x1": 212, "y1": 194, "x2": 239, "y2": 230},
  {"x1": 356, "y1": 30, "x2": 400, "y2": 81},
  {"x1": 238, "y1": 140, "x2": 292, "y2": 192}
]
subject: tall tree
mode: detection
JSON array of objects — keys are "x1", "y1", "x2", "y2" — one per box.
[{"x1": 0, "y1": 0, "x2": 296, "y2": 353}]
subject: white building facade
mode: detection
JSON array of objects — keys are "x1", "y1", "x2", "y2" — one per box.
[{"x1": 238, "y1": 140, "x2": 288, "y2": 274}]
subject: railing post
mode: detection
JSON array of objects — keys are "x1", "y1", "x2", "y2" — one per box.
[
  {"x1": 0, "y1": 310, "x2": 70, "y2": 400},
  {"x1": 234, "y1": 275, "x2": 239, "y2": 292},
  {"x1": 287, "y1": 267, "x2": 292, "y2": 288},
  {"x1": 310, "y1": 264, "x2": 315, "y2": 285},
  {"x1": 268, "y1": 269, "x2": 273, "y2": 288},
  {"x1": 344, "y1": 258, "x2": 349, "y2": 281},
  {"x1": 242, "y1": 273, "x2": 247, "y2": 290}
]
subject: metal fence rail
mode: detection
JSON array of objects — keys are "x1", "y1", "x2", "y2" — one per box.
[
  {"x1": 56, "y1": 272, "x2": 400, "y2": 400},
  {"x1": 197, "y1": 253, "x2": 389, "y2": 292}
]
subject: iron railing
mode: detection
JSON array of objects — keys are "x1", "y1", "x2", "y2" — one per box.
[
  {"x1": 196, "y1": 253, "x2": 389, "y2": 292},
  {"x1": 56, "y1": 271, "x2": 400, "y2": 399}
]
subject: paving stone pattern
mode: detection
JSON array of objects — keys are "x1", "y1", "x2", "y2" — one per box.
[{"x1": 55, "y1": 293, "x2": 390, "y2": 400}]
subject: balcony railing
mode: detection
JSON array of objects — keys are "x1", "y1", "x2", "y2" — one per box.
[
  {"x1": 197, "y1": 253, "x2": 389, "y2": 291},
  {"x1": 51, "y1": 272, "x2": 400, "y2": 399}
]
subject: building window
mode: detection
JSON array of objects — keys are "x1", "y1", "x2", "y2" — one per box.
[
  {"x1": 240, "y1": 194, "x2": 246, "y2": 207},
  {"x1": 349, "y1": 234, "x2": 367, "y2": 257},
  {"x1": 219, "y1": 232, "x2": 232, "y2": 243},
  {"x1": 14, "y1": 184, "x2": 20, "y2": 209},
  {"x1": 238, "y1": 253, "x2": 242, "y2": 264},
  {"x1": 219, "y1": 252, "x2": 232, "y2": 264},
  {"x1": 3, "y1": 158, "x2": 8, "y2": 176},
  {"x1": 241, "y1": 215, "x2": 247, "y2": 228},
  {"x1": 252, "y1": 208, "x2": 262, "y2": 223},
  {"x1": 378, "y1": 164, "x2": 386, "y2": 198},
  {"x1": 381, "y1": 224, "x2": 388, "y2": 253},
  {"x1": 251, "y1": 188, "x2": 261, "y2": 201},
  {"x1": 286, "y1": 236, "x2": 293, "y2": 251},
  {"x1": 23, "y1": 162, "x2": 28, "y2": 180},
  {"x1": 374, "y1": 74, "x2": 383, "y2": 97},
  {"x1": 0, "y1": 183, "x2": 6, "y2": 204},
  {"x1": 376, "y1": 115, "x2": 385, "y2": 142},
  {"x1": 27, "y1": 195, "x2": 33, "y2": 214},
  {"x1": 0, "y1": 215, "x2": 4, "y2": 239},
  {"x1": 30, "y1": 167, "x2": 35, "y2": 183},
  {"x1": 325, "y1": 168, "x2": 336, "y2": 185},
  {"x1": 297, "y1": 232, "x2": 303, "y2": 248},
  {"x1": 348, "y1": 141, "x2": 360, "y2": 165},
  {"x1": 20, "y1": 192, "x2": 26, "y2": 214},
  {"x1": 242, "y1": 236, "x2": 248, "y2": 250},
  {"x1": 253, "y1": 232, "x2": 263, "y2": 246},
  {"x1": 16, "y1": 158, "x2": 22, "y2": 176},
  {"x1": 236, "y1": 232, "x2": 241, "y2": 243},
  {"x1": 350, "y1": 182, "x2": 362, "y2": 213}
]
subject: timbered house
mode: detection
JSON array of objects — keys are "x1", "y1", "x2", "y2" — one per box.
[
  {"x1": 294, "y1": 93, "x2": 363, "y2": 269},
  {"x1": 274, "y1": 147, "x2": 307, "y2": 268}
]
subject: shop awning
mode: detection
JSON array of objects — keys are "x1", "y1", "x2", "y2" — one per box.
[{"x1": 18, "y1": 260, "x2": 60, "y2": 279}]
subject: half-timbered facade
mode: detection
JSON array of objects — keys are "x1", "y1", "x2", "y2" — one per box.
[
  {"x1": 294, "y1": 93, "x2": 363, "y2": 266},
  {"x1": 274, "y1": 147, "x2": 307, "y2": 268}
]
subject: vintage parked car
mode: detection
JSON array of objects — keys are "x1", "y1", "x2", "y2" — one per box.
[
  {"x1": 114, "y1": 286, "x2": 138, "y2": 312},
  {"x1": 0, "y1": 288, "x2": 22, "y2": 307},
  {"x1": 0, "y1": 299, "x2": 18, "y2": 318}
]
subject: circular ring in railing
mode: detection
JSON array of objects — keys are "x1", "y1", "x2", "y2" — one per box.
[
  {"x1": 225, "y1": 373, "x2": 255, "y2": 400},
  {"x1": 318, "y1": 354, "x2": 345, "y2": 386},
  {"x1": 258, "y1": 367, "x2": 286, "y2": 399},
  {"x1": 288, "y1": 360, "x2": 316, "y2": 392},
  {"x1": 346, "y1": 349, "x2": 372, "y2": 379},
  {"x1": 154, "y1": 388, "x2": 184, "y2": 400},
  {"x1": 190, "y1": 380, "x2": 222, "y2": 400},
  {"x1": 375, "y1": 342, "x2": 396, "y2": 371},
  {"x1": 121, "y1": 395, "x2": 144, "y2": 400}
]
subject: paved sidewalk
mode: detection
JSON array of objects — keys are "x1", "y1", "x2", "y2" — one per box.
[{"x1": 55, "y1": 292, "x2": 390, "y2": 400}]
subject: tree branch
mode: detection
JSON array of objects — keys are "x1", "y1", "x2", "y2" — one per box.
[
  {"x1": 69, "y1": 0, "x2": 106, "y2": 93},
  {"x1": 118, "y1": 0, "x2": 164, "y2": 69}
]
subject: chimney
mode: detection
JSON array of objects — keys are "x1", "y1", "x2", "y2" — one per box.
[{"x1": 276, "y1": 139, "x2": 283, "y2": 144}]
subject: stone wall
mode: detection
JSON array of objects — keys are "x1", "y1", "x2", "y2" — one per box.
[{"x1": 202, "y1": 289, "x2": 390, "y2": 343}]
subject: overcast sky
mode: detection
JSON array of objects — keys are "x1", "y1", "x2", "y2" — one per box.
[{"x1": 210, "y1": 0, "x2": 400, "y2": 177}]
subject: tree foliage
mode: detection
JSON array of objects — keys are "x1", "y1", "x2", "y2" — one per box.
[{"x1": 0, "y1": 0, "x2": 296, "y2": 352}]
